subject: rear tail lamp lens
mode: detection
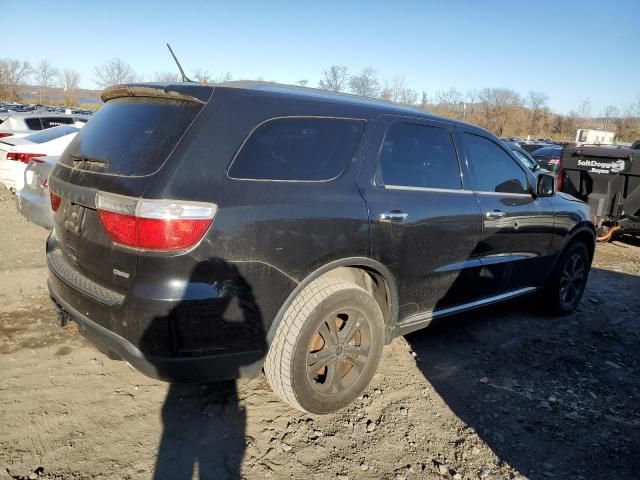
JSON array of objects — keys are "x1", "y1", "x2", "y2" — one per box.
[
  {"x1": 96, "y1": 193, "x2": 217, "y2": 251},
  {"x1": 556, "y1": 170, "x2": 565, "y2": 191},
  {"x1": 0, "y1": 132, "x2": 12, "y2": 138},
  {"x1": 7, "y1": 152, "x2": 46, "y2": 164},
  {"x1": 50, "y1": 192, "x2": 62, "y2": 212}
]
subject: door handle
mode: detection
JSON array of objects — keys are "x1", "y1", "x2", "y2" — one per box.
[
  {"x1": 485, "y1": 210, "x2": 507, "y2": 219},
  {"x1": 380, "y1": 211, "x2": 409, "y2": 222}
]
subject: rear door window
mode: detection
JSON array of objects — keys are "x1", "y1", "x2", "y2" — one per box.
[
  {"x1": 463, "y1": 133, "x2": 530, "y2": 194},
  {"x1": 375, "y1": 122, "x2": 461, "y2": 190},
  {"x1": 60, "y1": 97, "x2": 204, "y2": 176},
  {"x1": 228, "y1": 117, "x2": 365, "y2": 181}
]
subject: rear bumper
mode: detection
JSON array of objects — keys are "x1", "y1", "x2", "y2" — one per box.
[
  {"x1": 0, "y1": 162, "x2": 25, "y2": 191},
  {"x1": 46, "y1": 233, "x2": 271, "y2": 383},
  {"x1": 16, "y1": 189, "x2": 54, "y2": 229},
  {"x1": 49, "y1": 282, "x2": 264, "y2": 382}
]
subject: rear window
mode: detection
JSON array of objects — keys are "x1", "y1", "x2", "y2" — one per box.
[
  {"x1": 24, "y1": 125, "x2": 79, "y2": 144},
  {"x1": 228, "y1": 117, "x2": 365, "y2": 181},
  {"x1": 25, "y1": 118, "x2": 43, "y2": 130},
  {"x1": 41, "y1": 117, "x2": 75, "y2": 129},
  {"x1": 60, "y1": 97, "x2": 203, "y2": 176}
]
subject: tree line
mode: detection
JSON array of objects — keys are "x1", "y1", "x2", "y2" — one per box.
[{"x1": 2, "y1": 57, "x2": 639, "y2": 142}]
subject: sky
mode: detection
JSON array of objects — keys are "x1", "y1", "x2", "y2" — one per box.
[{"x1": 3, "y1": 0, "x2": 639, "y2": 114}]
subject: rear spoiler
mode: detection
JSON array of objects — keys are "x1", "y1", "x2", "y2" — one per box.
[{"x1": 101, "y1": 83, "x2": 213, "y2": 105}]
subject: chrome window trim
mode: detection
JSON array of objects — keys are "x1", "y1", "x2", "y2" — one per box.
[
  {"x1": 474, "y1": 190, "x2": 533, "y2": 197},
  {"x1": 383, "y1": 184, "x2": 474, "y2": 194}
]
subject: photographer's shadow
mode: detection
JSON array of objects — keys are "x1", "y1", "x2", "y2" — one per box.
[{"x1": 141, "y1": 259, "x2": 266, "y2": 480}]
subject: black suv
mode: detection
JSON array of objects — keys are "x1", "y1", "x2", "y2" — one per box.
[{"x1": 47, "y1": 82, "x2": 595, "y2": 413}]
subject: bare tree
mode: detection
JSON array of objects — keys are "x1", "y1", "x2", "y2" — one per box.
[
  {"x1": 35, "y1": 60, "x2": 59, "y2": 103},
  {"x1": 192, "y1": 68, "x2": 210, "y2": 84},
  {"x1": 436, "y1": 87, "x2": 464, "y2": 108},
  {"x1": 318, "y1": 66, "x2": 348, "y2": 92},
  {"x1": 577, "y1": 98, "x2": 592, "y2": 119},
  {"x1": 93, "y1": 58, "x2": 137, "y2": 88},
  {"x1": 348, "y1": 68, "x2": 379, "y2": 97},
  {"x1": 626, "y1": 95, "x2": 640, "y2": 118},
  {"x1": 211, "y1": 72, "x2": 232, "y2": 83},
  {"x1": 153, "y1": 71, "x2": 180, "y2": 82},
  {"x1": 0, "y1": 58, "x2": 33, "y2": 101},
  {"x1": 478, "y1": 87, "x2": 523, "y2": 136},
  {"x1": 60, "y1": 68, "x2": 81, "y2": 107},
  {"x1": 526, "y1": 91, "x2": 548, "y2": 133},
  {"x1": 420, "y1": 91, "x2": 429, "y2": 110},
  {"x1": 602, "y1": 105, "x2": 619, "y2": 130},
  {"x1": 398, "y1": 87, "x2": 418, "y2": 105},
  {"x1": 296, "y1": 79, "x2": 309, "y2": 87}
]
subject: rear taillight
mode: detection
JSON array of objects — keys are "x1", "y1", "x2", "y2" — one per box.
[
  {"x1": 50, "y1": 192, "x2": 62, "y2": 212},
  {"x1": 7, "y1": 152, "x2": 45, "y2": 165},
  {"x1": 0, "y1": 132, "x2": 12, "y2": 138},
  {"x1": 96, "y1": 193, "x2": 217, "y2": 251},
  {"x1": 548, "y1": 157, "x2": 561, "y2": 169},
  {"x1": 556, "y1": 170, "x2": 565, "y2": 191}
]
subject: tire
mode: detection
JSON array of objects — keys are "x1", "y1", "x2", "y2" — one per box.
[
  {"x1": 544, "y1": 242, "x2": 590, "y2": 315},
  {"x1": 265, "y1": 276, "x2": 385, "y2": 414}
]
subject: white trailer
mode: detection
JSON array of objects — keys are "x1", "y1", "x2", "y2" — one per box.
[{"x1": 575, "y1": 129, "x2": 615, "y2": 145}]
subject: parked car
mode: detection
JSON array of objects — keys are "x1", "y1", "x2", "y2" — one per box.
[
  {"x1": 0, "y1": 112, "x2": 88, "y2": 139},
  {"x1": 47, "y1": 81, "x2": 595, "y2": 414},
  {"x1": 520, "y1": 142, "x2": 551, "y2": 153},
  {"x1": 15, "y1": 155, "x2": 58, "y2": 229},
  {"x1": 0, "y1": 125, "x2": 80, "y2": 192},
  {"x1": 632, "y1": 139, "x2": 640, "y2": 150},
  {"x1": 530, "y1": 145, "x2": 565, "y2": 189},
  {"x1": 505, "y1": 142, "x2": 542, "y2": 172}
]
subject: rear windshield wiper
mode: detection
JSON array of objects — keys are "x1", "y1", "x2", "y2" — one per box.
[{"x1": 71, "y1": 154, "x2": 109, "y2": 168}]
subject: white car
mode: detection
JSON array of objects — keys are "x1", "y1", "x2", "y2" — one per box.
[
  {"x1": 0, "y1": 125, "x2": 80, "y2": 192},
  {"x1": 0, "y1": 112, "x2": 88, "y2": 139}
]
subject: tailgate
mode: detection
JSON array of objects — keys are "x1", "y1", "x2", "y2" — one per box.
[{"x1": 48, "y1": 85, "x2": 210, "y2": 297}]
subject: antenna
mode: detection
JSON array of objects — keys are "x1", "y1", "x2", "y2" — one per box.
[{"x1": 166, "y1": 43, "x2": 192, "y2": 82}]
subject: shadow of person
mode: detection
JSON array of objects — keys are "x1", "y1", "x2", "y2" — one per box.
[{"x1": 140, "y1": 258, "x2": 266, "y2": 480}]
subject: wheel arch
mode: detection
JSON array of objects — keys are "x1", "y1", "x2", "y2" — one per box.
[
  {"x1": 266, "y1": 257, "x2": 399, "y2": 345},
  {"x1": 548, "y1": 222, "x2": 597, "y2": 279},
  {"x1": 563, "y1": 222, "x2": 597, "y2": 263}
]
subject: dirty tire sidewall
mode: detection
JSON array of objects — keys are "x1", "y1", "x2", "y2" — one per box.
[
  {"x1": 265, "y1": 277, "x2": 384, "y2": 414},
  {"x1": 291, "y1": 287, "x2": 384, "y2": 414}
]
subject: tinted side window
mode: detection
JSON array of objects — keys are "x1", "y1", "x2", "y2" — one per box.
[
  {"x1": 512, "y1": 150, "x2": 535, "y2": 170},
  {"x1": 41, "y1": 117, "x2": 75, "y2": 129},
  {"x1": 229, "y1": 117, "x2": 365, "y2": 181},
  {"x1": 463, "y1": 133, "x2": 529, "y2": 194},
  {"x1": 25, "y1": 118, "x2": 43, "y2": 130},
  {"x1": 376, "y1": 123, "x2": 461, "y2": 189}
]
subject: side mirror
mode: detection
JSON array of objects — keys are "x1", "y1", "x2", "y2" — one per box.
[{"x1": 536, "y1": 173, "x2": 555, "y2": 197}]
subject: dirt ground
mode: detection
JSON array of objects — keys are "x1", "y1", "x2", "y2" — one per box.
[{"x1": 1, "y1": 188, "x2": 639, "y2": 480}]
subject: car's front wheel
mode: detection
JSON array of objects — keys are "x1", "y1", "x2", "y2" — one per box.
[
  {"x1": 265, "y1": 276, "x2": 384, "y2": 414},
  {"x1": 544, "y1": 242, "x2": 591, "y2": 315}
]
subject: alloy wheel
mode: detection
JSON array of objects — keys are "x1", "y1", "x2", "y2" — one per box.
[
  {"x1": 306, "y1": 308, "x2": 371, "y2": 395},
  {"x1": 559, "y1": 253, "x2": 586, "y2": 307}
]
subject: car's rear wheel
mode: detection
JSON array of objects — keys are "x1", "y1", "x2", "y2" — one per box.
[
  {"x1": 545, "y1": 242, "x2": 590, "y2": 315},
  {"x1": 265, "y1": 277, "x2": 384, "y2": 414}
]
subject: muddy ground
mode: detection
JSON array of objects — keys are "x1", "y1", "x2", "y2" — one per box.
[{"x1": 1, "y1": 188, "x2": 639, "y2": 480}]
